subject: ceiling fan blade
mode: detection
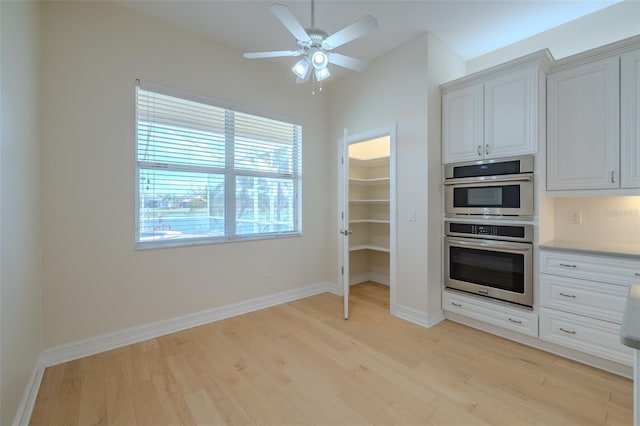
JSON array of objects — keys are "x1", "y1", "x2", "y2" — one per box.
[
  {"x1": 243, "y1": 50, "x2": 301, "y2": 59},
  {"x1": 322, "y1": 15, "x2": 378, "y2": 50},
  {"x1": 327, "y1": 52, "x2": 368, "y2": 72},
  {"x1": 270, "y1": 3, "x2": 311, "y2": 44}
]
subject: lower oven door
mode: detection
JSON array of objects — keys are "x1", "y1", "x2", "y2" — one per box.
[{"x1": 444, "y1": 236, "x2": 533, "y2": 307}]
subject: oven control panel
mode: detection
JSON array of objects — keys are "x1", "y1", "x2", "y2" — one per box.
[{"x1": 445, "y1": 221, "x2": 533, "y2": 243}]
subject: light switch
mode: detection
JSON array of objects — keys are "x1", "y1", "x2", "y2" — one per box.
[{"x1": 409, "y1": 209, "x2": 416, "y2": 222}]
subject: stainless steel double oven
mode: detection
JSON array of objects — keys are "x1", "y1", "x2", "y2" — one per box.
[{"x1": 443, "y1": 156, "x2": 534, "y2": 307}]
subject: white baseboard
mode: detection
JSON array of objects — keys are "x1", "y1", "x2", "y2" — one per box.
[
  {"x1": 12, "y1": 354, "x2": 45, "y2": 426},
  {"x1": 324, "y1": 281, "x2": 341, "y2": 296},
  {"x1": 42, "y1": 281, "x2": 334, "y2": 367},
  {"x1": 395, "y1": 304, "x2": 444, "y2": 328},
  {"x1": 350, "y1": 272, "x2": 390, "y2": 286}
]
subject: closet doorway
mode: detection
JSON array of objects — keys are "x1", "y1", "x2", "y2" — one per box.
[{"x1": 340, "y1": 125, "x2": 396, "y2": 319}]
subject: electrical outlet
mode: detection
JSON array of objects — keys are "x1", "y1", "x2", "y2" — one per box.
[{"x1": 568, "y1": 210, "x2": 582, "y2": 224}]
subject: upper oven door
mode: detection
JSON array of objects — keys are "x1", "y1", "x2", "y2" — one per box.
[{"x1": 444, "y1": 175, "x2": 533, "y2": 217}]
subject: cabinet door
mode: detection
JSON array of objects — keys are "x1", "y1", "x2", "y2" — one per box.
[
  {"x1": 442, "y1": 83, "x2": 483, "y2": 163},
  {"x1": 540, "y1": 307, "x2": 633, "y2": 366},
  {"x1": 484, "y1": 66, "x2": 539, "y2": 159},
  {"x1": 621, "y1": 49, "x2": 640, "y2": 189},
  {"x1": 547, "y1": 57, "x2": 620, "y2": 190}
]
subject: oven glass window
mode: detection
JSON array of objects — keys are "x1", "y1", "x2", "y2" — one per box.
[
  {"x1": 449, "y1": 246, "x2": 524, "y2": 293},
  {"x1": 453, "y1": 185, "x2": 520, "y2": 208}
]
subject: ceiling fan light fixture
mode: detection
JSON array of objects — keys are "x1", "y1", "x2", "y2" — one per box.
[
  {"x1": 311, "y1": 50, "x2": 328, "y2": 70},
  {"x1": 292, "y1": 57, "x2": 311, "y2": 79},
  {"x1": 315, "y1": 66, "x2": 331, "y2": 81}
]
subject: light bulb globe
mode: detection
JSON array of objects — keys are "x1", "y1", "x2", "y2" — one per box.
[{"x1": 311, "y1": 51, "x2": 328, "y2": 70}]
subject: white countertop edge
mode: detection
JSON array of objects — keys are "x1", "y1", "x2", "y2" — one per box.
[{"x1": 539, "y1": 240, "x2": 640, "y2": 259}]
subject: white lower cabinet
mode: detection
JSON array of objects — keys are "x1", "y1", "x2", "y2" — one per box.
[
  {"x1": 539, "y1": 274, "x2": 628, "y2": 324},
  {"x1": 540, "y1": 307, "x2": 633, "y2": 365},
  {"x1": 443, "y1": 290, "x2": 538, "y2": 337},
  {"x1": 539, "y1": 248, "x2": 639, "y2": 366}
]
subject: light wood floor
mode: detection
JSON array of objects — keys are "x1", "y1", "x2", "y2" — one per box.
[{"x1": 30, "y1": 282, "x2": 633, "y2": 425}]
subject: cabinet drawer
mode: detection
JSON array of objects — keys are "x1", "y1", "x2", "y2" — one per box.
[
  {"x1": 443, "y1": 291, "x2": 538, "y2": 337},
  {"x1": 540, "y1": 250, "x2": 640, "y2": 286},
  {"x1": 540, "y1": 308, "x2": 633, "y2": 365},
  {"x1": 540, "y1": 274, "x2": 628, "y2": 323}
]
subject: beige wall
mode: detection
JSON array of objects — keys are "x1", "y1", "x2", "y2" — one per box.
[
  {"x1": 40, "y1": 1, "x2": 331, "y2": 348},
  {"x1": 329, "y1": 33, "x2": 463, "y2": 323},
  {"x1": 467, "y1": 0, "x2": 640, "y2": 73},
  {"x1": 0, "y1": 1, "x2": 43, "y2": 424},
  {"x1": 552, "y1": 196, "x2": 640, "y2": 246},
  {"x1": 425, "y1": 33, "x2": 466, "y2": 316}
]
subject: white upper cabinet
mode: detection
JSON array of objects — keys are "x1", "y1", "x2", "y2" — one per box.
[
  {"x1": 621, "y1": 49, "x2": 640, "y2": 189},
  {"x1": 442, "y1": 84, "x2": 483, "y2": 163},
  {"x1": 547, "y1": 38, "x2": 640, "y2": 192},
  {"x1": 484, "y1": 66, "x2": 540, "y2": 159},
  {"x1": 547, "y1": 57, "x2": 620, "y2": 190},
  {"x1": 442, "y1": 53, "x2": 548, "y2": 164}
]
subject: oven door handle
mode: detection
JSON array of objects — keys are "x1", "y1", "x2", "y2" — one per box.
[
  {"x1": 443, "y1": 174, "x2": 533, "y2": 185},
  {"x1": 446, "y1": 237, "x2": 532, "y2": 252}
]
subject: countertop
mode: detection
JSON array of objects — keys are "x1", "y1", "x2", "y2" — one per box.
[
  {"x1": 540, "y1": 240, "x2": 640, "y2": 259},
  {"x1": 621, "y1": 285, "x2": 640, "y2": 350}
]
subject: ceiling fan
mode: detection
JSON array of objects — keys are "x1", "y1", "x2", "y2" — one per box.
[{"x1": 243, "y1": 1, "x2": 378, "y2": 84}]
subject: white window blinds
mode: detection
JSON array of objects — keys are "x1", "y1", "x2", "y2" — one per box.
[{"x1": 135, "y1": 80, "x2": 302, "y2": 249}]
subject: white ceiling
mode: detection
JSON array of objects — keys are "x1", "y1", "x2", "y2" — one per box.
[{"x1": 117, "y1": 0, "x2": 622, "y2": 78}]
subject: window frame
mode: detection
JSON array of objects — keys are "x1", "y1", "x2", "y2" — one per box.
[{"x1": 135, "y1": 80, "x2": 302, "y2": 250}]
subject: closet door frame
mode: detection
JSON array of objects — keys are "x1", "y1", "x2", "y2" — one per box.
[{"x1": 337, "y1": 123, "x2": 397, "y2": 317}]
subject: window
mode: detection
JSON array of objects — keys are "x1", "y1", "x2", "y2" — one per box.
[{"x1": 135, "y1": 80, "x2": 302, "y2": 249}]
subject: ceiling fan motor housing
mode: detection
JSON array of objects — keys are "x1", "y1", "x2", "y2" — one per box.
[{"x1": 297, "y1": 28, "x2": 328, "y2": 51}]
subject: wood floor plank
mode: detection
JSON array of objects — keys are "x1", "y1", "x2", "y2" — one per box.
[
  {"x1": 30, "y1": 282, "x2": 633, "y2": 426},
  {"x1": 78, "y1": 364, "x2": 107, "y2": 426},
  {"x1": 105, "y1": 373, "x2": 137, "y2": 426},
  {"x1": 131, "y1": 381, "x2": 168, "y2": 426},
  {"x1": 150, "y1": 369, "x2": 199, "y2": 426},
  {"x1": 184, "y1": 389, "x2": 226, "y2": 426}
]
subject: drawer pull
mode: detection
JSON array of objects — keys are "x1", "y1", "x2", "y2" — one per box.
[
  {"x1": 635, "y1": 273, "x2": 640, "y2": 277},
  {"x1": 508, "y1": 318, "x2": 522, "y2": 324},
  {"x1": 559, "y1": 263, "x2": 577, "y2": 268},
  {"x1": 559, "y1": 292, "x2": 576, "y2": 298},
  {"x1": 560, "y1": 327, "x2": 576, "y2": 335},
  {"x1": 451, "y1": 302, "x2": 462, "y2": 307}
]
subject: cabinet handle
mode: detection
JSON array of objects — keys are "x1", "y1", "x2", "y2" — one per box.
[
  {"x1": 477, "y1": 145, "x2": 482, "y2": 156},
  {"x1": 559, "y1": 263, "x2": 577, "y2": 268},
  {"x1": 611, "y1": 171, "x2": 615, "y2": 183},
  {"x1": 560, "y1": 327, "x2": 576, "y2": 335},
  {"x1": 508, "y1": 318, "x2": 522, "y2": 324},
  {"x1": 559, "y1": 292, "x2": 576, "y2": 298},
  {"x1": 634, "y1": 273, "x2": 640, "y2": 277},
  {"x1": 485, "y1": 144, "x2": 490, "y2": 155},
  {"x1": 451, "y1": 302, "x2": 462, "y2": 307}
]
